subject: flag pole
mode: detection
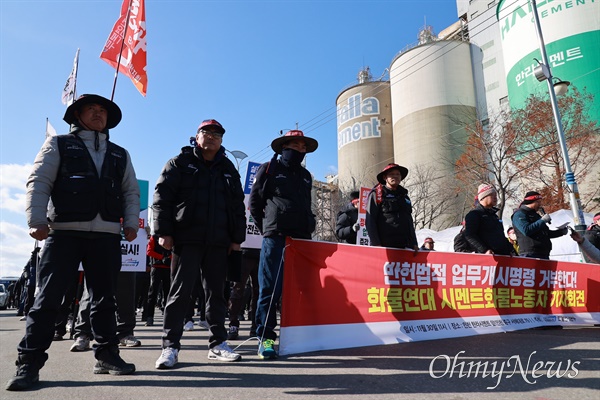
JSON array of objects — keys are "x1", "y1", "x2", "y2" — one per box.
[
  {"x1": 109, "y1": 0, "x2": 134, "y2": 101},
  {"x1": 73, "y1": 48, "x2": 80, "y2": 101}
]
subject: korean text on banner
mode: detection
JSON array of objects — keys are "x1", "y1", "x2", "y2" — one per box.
[{"x1": 279, "y1": 239, "x2": 600, "y2": 355}]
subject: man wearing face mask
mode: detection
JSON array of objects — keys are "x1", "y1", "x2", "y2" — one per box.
[{"x1": 249, "y1": 130, "x2": 318, "y2": 360}]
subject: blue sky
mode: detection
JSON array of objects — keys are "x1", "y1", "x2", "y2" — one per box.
[{"x1": 0, "y1": 0, "x2": 460, "y2": 276}]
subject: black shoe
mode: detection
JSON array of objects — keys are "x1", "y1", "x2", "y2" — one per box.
[
  {"x1": 227, "y1": 326, "x2": 239, "y2": 340},
  {"x1": 52, "y1": 332, "x2": 64, "y2": 341},
  {"x1": 93, "y1": 346, "x2": 135, "y2": 375},
  {"x1": 5, "y1": 353, "x2": 48, "y2": 391},
  {"x1": 145, "y1": 317, "x2": 154, "y2": 327}
]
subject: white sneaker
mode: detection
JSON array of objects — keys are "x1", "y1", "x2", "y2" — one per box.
[
  {"x1": 119, "y1": 335, "x2": 142, "y2": 347},
  {"x1": 155, "y1": 347, "x2": 179, "y2": 369},
  {"x1": 183, "y1": 321, "x2": 194, "y2": 331},
  {"x1": 197, "y1": 320, "x2": 210, "y2": 330},
  {"x1": 70, "y1": 335, "x2": 91, "y2": 352},
  {"x1": 208, "y1": 342, "x2": 241, "y2": 362}
]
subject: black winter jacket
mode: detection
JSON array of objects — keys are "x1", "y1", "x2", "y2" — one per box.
[
  {"x1": 249, "y1": 158, "x2": 315, "y2": 239},
  {"x1": 366, "y1": 184, "x2": 417, "y2": 249},
  {"x1": 336, "y1": 202, "x2": 359, "y2": 244},
  {"x1": 453, "y1": 228, "x2": 474, "y2": 253},
  {"x1": 464, "y1": 204, "x2": 515, "y2": 255},
  {"x1": 152, "y1": 146, "x2": 246, "y2": 247}
]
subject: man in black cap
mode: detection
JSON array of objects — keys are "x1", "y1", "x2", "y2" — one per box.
[
  {"x1": 152, "y1": 119, "x2": 246, "y2": 368},
  {"x1": 366, "y1": 163, "x2": 418, "y2": 250},
  {"x1": 511, "y1": 191, "x2": 568, "y2": 259},
  {"x1": 249, "y1": 129, "x2": 318, "y2": 359},
  {"x1": 7, "y1": 94, "x2": 140, "y2": 391}
]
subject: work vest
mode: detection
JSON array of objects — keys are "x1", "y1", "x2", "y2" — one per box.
[{"x1": 50, "y1": 134, "x2": 126, "y2": 223}]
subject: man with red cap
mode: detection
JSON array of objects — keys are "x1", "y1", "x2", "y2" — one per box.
[
  {"x1": 7, "y1": 94, "x2": 140, "y2": 391},
  {"x1": 511, "y1": 191, "x2": 568, "y2": 259},
  {"x1": 366, "y1": 163, "x2": 418, "y2": 250},
  {"x1": 152, "y1": 119, "x2": 246, "y2": 368},
  {"x1": 249, "y1": 129, "x2": 318, "y2": 359}
]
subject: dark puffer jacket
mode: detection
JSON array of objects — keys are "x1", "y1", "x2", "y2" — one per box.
[
  {"x1": 464, "y1": 204, "x2": 515, "y2": 255},
  {"x1": 152, "y1": 146, "x2": 246, "y2": 247},
  {"x1": 249, "y1": 157, "x2": 315, "y2": 239},
  {"x1": 336, "y1": 202, "x2": 359, "y2": 244},
  {"x1": 366, "y1": 184, "x2": 417, "y2": 249}
]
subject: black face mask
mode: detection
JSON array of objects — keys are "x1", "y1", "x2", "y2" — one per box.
[{"x1": 281, "y1": 148, "x2": 305, "y2": 166}]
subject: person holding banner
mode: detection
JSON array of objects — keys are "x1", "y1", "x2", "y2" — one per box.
[
  {"x1": 511, "y1": 191, "x2": 568, "y2": 260},
  {"x1": 249, "y1": 130, "x2": 318, "y2": 360},
  {"x1": 464, "y1": 183, "x2": 515, "y2": 256},
  {"x1": 152, "y1": 119, "x2": 246, "y2": 369},
  {"x1": 570, "y1": 229, "x2": 600, "y2": 264},
  {"x1": 7, "y1": 94, "x2": 140, "y2": 391},
  {"x1": 365, "y1": 163, "x2": 418, "y2": 251},
  {"x1": 584, "y1": 212, "x2": 600, "y2": 251},
  {"x1": 335, "y1": 191, "x2": 360, "y2": 244}
]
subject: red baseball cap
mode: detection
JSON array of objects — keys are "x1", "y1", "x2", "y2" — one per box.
[{"x1": 197, "y1": 119, "x2": 225, "y2": 134}]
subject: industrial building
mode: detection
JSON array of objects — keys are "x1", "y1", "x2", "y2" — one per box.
[{"x1": 330, "y1": 0, "x2": 599, "y2": 232}]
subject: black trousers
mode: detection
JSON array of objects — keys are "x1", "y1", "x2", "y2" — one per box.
[
  {"x1": 145, "y1": 266, "x2": 171, "y2": 319},
  {"x1": 162, "y1": 245, "x2": 228, "y2": 350},
  {"x1": 74, "y1": 271, "x2": 137, "y2": 340},
  {"x1": 229, "y1": 252, "x2": 259, "y2": 329},
  {"x1": 18, "y1": 234, "x2": 121, "y2": 358}
]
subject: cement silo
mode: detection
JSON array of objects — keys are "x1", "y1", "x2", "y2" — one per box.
[
  {"x1": 336, "y1": 71, "x2": 394, "y2": 192},
  {"x1": 390, "y1": 38, "x2": 480, "y2": 227},
  {"x1": 497, "y1": 0, "x2": 600, "y2": 121}
]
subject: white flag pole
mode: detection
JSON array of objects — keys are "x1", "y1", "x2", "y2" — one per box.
[{"x1": 62, "y1": 48, "x2": 80, "y2": 105}]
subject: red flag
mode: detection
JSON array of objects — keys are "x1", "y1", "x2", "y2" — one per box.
[{"x1": 100, "y1": 0, "x2": 147, "y2": 96}]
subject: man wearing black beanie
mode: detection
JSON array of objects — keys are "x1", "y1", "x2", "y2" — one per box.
[{"x1": 511, "y1": 191, "x2": 568, "y2": 259}]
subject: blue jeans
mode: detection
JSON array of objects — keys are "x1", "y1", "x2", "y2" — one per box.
[{"x1": 255, "y1": 235, "x2": 286, "y2": 341}]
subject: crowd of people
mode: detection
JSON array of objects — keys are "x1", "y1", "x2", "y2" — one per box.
[{"x1": 5, "y1": 93, "x2": 599, "y2": 391}]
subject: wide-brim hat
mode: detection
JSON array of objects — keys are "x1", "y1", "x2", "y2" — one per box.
[
  {"x1": 271, "y1": 130, "x2": 318, "y2": 154},
  {"x1": 63, "y1": 94, "x2": 122, "y2": 130},
  {"x1": 376, "y1": 163, "x2": 408, "y2": 184}
]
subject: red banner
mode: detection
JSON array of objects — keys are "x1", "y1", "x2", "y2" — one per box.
[
  {"x1": 100, "y1": 0, "x2": 147, "y2": 96},
  {"x1": 280, "y1": 239, "x2": 600, "y2": 355}
]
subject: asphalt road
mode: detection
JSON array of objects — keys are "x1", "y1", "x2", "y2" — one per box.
[{"x1": 1, "y1": 310, "x2": 598, "y2": 400}]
